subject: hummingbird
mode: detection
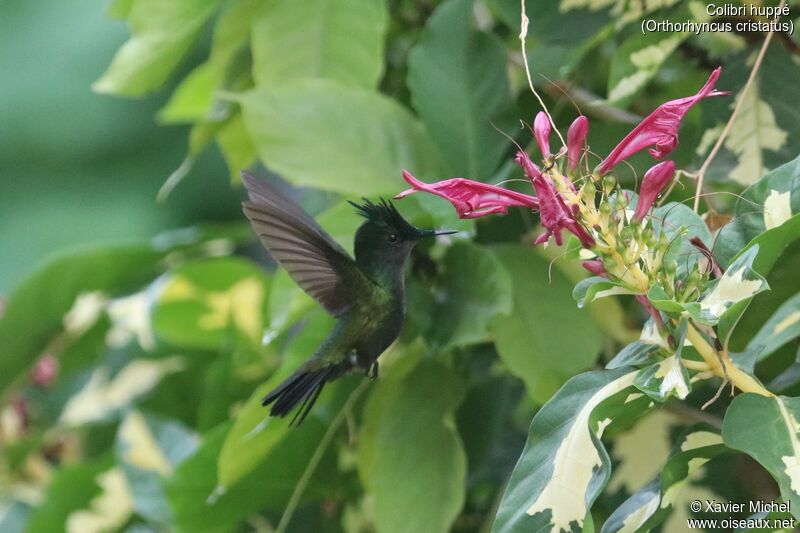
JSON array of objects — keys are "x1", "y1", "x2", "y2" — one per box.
[{"x1": 241, "y1": 171, "x2": 454, "y2": 425}]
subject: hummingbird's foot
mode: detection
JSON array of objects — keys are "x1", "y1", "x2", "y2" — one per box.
[{"x1": 366, "y1": 362, "x2": 379, "y2": 380}]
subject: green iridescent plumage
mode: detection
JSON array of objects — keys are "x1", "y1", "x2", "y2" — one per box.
[{"x1": 241, "y1": 171, "x2": 453, "y2": 425}]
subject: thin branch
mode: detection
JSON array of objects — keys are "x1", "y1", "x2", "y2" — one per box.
[
  {"x1": 692, "y1": 0, "x2": 786, "y2": 212},
  {"x1": 519, "y1": 0, "x2": 566, "y2": 150},
  {"x1": 275, "y1": 381, "x2": 370, "y2": 533}
]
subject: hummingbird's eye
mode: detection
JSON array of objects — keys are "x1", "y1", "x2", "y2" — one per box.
[{"x1": 387, "y1": 233, "x2": 399, "y2": 243}]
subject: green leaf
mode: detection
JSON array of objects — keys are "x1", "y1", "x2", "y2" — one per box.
[
  {"x1": 159, "y1": 0, "x2": 258, "y2": 123},
  {"x1": 572, "y1": 276, "x2": 635, "y2": 308},
  {"x1": 716, "y1": 154, "x2": 800, "y2": 268},
  {"x1": 749, "y1": 292, "x2": 800, "y2": 362},
  {"x1": 251, "y1": 0, "x2": 387, "y2": 89},
  {"x1": 237, "y1": 79, "x2": 444, "y2": 196},
  {"x1": 0, "y1": 246, "x2": 164, "y2": 394},
  {"x1": 718, "y1": 65, "x2": 789, "y2": 185},
  {"x1": 217, "y1": 310, "x2": 334, "y2": 488},
  {"x1": 646, "y1": 284, "x2": 685, "y2": 314},
  {"x1": 152, "y1": 257, "x2": 271, "y2": 349},
  {"x1": 607, "y1": 31, "x2": 688, "y2": 105},
  {"x1": 116, "y1": 410, "x2": 199, "y2": 524},
  {"x1": 359, "y1": 361, "x2": 466, "y2": 533},
  {"x1": 493, "y1": 368, "x2": 646, "y2": 533},
  {"x1": 722, "y1": 393, "x2": 800, "y2": 518},
  {"x1": 427, "y1": 242, "x2": 512, "y2": 349},
  {"x1": 606, "y1": 337, "x2": 664, "y2": 370},
  {"x1": 602, "y1": 426, "x2": 726, "y2": 533},
  {"x1": 25, "y1": 456, "x2": 113, "y2": 533},
  {"x1": 490, "y1": 245, "x2": 603, "y2": 403},
  {"x1": 94, "y1": 0, "x2": 222, "y2": 96},
  {"x1": 216, "y1": 112, "x2": 257, "y2": 181},
  {"x1": 407, "y1": 0, "x2": 515, "y2": 177},
  {"x1": 166, "y1": 417, "x2": 340, "y2": 532}
]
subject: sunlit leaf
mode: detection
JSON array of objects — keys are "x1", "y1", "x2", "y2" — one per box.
[
  {"x1": 237, "y1": 79, "x2": 444, "y2": 196},
  {"x1": 251, "y1": 0, "x2": 387, "y2": 89},
  {"x1": 94, "y1": 0, "x2": 223, "y2": 96}
]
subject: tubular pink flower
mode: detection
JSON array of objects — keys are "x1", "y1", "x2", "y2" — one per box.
[
  {"x1": 533, "y1": 112, "x2": 552, "y2": 159},
  {"x1": 396, "y1": 170, "x2": 539, "y2": 219},
  {"x1": 633, "y1": 161, "x2": 676, "y2": 221},
  {"x1": 567, "y1": 116, "x2": 589, "y2": 172},
  {"x1": 582, "y1": 260, "x2": 606, "y2": 277},
  {"x1": 596, "y1": 68, "x2": 728, "y2": 175},
  {"x1": 515, "y1": 151, "x2": 595, "y2": 248}
]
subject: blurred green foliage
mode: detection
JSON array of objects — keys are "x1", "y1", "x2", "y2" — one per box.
[{"x1": 2, "y1": 0, "x2": 800, "y2": 532}]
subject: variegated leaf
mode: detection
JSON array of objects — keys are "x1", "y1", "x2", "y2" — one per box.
[
  {"x1": 716, "y1": 154, "x2": 800, "y2": 270},
  {"x1": 493, "y1": 368, "x2": 650, "y2": 533},
  {"x1": 606, "y1": 320, "x2": 667, "y2": 369},
  {"x1": 573, "y1": 277, "x2": 636, "y2": 308},
  {"x1": 699, "y1": 245, "x2": 768, "y2": 326},
  {"x1": 723, "y1": 394, "x2": 800, "y2": 519},
  {"x1": 602, "y1": 426, "x2": 726, "y2": 533}
]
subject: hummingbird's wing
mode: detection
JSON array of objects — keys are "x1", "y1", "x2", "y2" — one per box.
[{"x1": 241, "y1": 171, "x2": 372, "y2": 317}]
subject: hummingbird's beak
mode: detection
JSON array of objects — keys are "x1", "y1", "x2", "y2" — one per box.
[{"x1": 417, "y1": 228, "x2": 457, "y2": 239}]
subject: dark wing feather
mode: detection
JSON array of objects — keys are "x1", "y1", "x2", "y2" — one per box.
[{"x1": 241, "y1": 171, "x2": 369, "y2": 317}]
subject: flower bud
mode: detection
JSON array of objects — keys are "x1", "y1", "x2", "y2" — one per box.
[
  {"x1": 582, "y1": 260, "x2": 606, "y2": 277},
  {"x1": 567, "y1": 115, "x2": 589, "y2": 172},
  {"x1": 533, "y1": 112, "x2": 552, "y2": 159},
  {"x1": 633, "y1": 161, "x2": 676, "y2": 221},
  {"x1": 581, "y1": 181, "x2": 596, "y2": 202},
  {"x1": 602, "y1": 175, "x2": 616, "y2": 194},
  {"x1": 31, "y1": 354, "x2": 58, "y2": 387}
]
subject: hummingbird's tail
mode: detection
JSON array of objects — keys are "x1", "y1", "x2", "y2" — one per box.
[{"x1": 261, "y1": 361, "x2": 351, "y2": 426}]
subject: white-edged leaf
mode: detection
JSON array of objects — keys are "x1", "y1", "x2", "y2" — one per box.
[
  {"x1": 606, "y1": 321, "x2": 667, "y2": 369},
  {"x1": 602, "y1": 426, "x2": 725, "y2": 533},
  {"x1": 493, "y1": 368, "x2": 649, "y2": 533},
  {"x1": 572, "y1": 277, "x2": 636, "y2": 308},
  {"x1": 724, "y1": 76, "x2": 788, "y2": 185},
  {"x1": 700, "y1": 245, "x2": 768, "y2": 324},
  {"x1": 116, "y1": 410, "x2": 199, "y2": 524},
  {"x1": 723, "y1": 393, "x2": 800, "y2": 518},
  {"x1": 59, "y1": 357, "x2": 185, "y2": 426}
]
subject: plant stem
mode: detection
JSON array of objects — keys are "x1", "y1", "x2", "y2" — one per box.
[
  {"x1": 685, "y1": 323, "x2": 772, "y2": 397},
  {"x1": 275, "y1": 381, "x2": 370, "y2": 533}
]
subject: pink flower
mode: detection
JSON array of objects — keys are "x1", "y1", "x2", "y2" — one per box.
[
  {"x1": 31, "y1": 354, "x2": 58, "y2": 387},
  {"x1": 567, "y1": 116, "x2": 589, "y2": 173},
  {"x1": 633, "y1": 161, "x2": 675, "y2": 221},
  {"x1": 533, "y1": 112, "x2": 552, "y2": 159},
  {"x1": 582, "y1": 260, "x2": 606, "y2": 277},
  {"x1": 596, "y1": 68, "x2": 728, "y2": 175},
  {"x1": 396, "y1": 170, "x2": 539, "y2": 218},
  {"x1": 515, "y1": 151, "x2": 595, "y2": 248}
]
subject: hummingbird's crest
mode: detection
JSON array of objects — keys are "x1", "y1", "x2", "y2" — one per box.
[{"x1": 348, "y1": 198, "x2": 419, "y2": 240}]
